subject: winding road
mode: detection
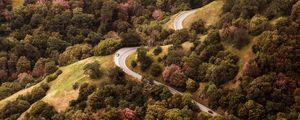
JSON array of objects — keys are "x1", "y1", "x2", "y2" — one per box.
[{"x1": 114, "y1": 9, "x2": 220, "y2": 116}]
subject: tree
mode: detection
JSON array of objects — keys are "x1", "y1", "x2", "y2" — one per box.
[
  {"x1": 16, "y1": 56, "x2": 31, "y2": 73},
  {"x1": 246, "y1": 74, "x2": 274, "y2": 103},
  {"x1": 17, "y1": 73, "x2": 33, "y2": 84},
  {"x1": 165, "y1": 49, "x2": 184, "y2": 65},
  {"x1": 137, "y1": 47, "x2": 152, "y2": 71},
  {"x1": 25, "y1": 101, "x2": 59, "y2": 119},
  {"x1": 291, "y1": 0, "x2": 300, "y2": 22},
  {"x1": 153, "y1": 46, "x2": 162, "y2": 56},
  {"x1": 167, "y1": 29, "x2": 195, "y2": 45},
  {"x1": 32, "y1": 58, "x2": 45, "y2": 78},
  {"x1": 169, "y1": 69, "x2": 188, "y2": 88},
  {"x1": 163, "y1": 64, "x2": 181, "y2": 82},
  {"x1": 249, "y1": 15, "x2": 269, "y2": 35},
  {"x1": 241, "y1": 59, "x2": 261, "y2": 78},
  {"x1": 191, "y1": 20, "x2": 206, "y2": 34},
  {"x1": 58, "y1": 44, "x2": 93, "y2": 66},
  {"x1": 220, "y1": 25, "x2": 250, "y2": 49},
  {"x1": 242, "y1": 100, "x2": 266, "y2": 120},
  {"x1": 164, "y1": 108, "x2": 183, "y2": 120},
  {"x1": 145, "y1": 103, "x2": 168, "y2": 120},
  {"x1": 120, "y1": 31, "x2": 141, "y2": 47},
  {"x1": 108, "y1": 67, "x2": 125, "y2": 84},
  {"x1": 186, "y1": 79, "x2": 199, "y2": 92},
  {"x1": 150, "y1": 64, "x2": 162, "y2": 77},
  {"x1": 118, "y1": 108, "x2": 135, "y2": 120},
  {"x1": 0, "y1": 99, "x2": 30, "y2": 119},
  {"x1": 183, "y1": 53, "x2": 201, "y2": 80},
  {"x1": 93, "y1": 38, "x2": 121, "y2": 56},
  {"x1": 0, "y1": 82, "x2": 23, "y2": 100},
  {"x1": 83, "y1": 61, "x2": 101, "y2": 79},
  {"x1": 45, "y1": 60, "x2": 58, "y2": 75},
  {"x1": 209, "y1": 63, "x2": 238, "y2": 86}
]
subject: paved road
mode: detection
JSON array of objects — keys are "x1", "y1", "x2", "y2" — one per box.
[
  {"x1": 173, "y1": 9, "x2": 197, "y2": 30},
  {"x1": 114, "y1": 9, "x2": 220, "y2": 116}
]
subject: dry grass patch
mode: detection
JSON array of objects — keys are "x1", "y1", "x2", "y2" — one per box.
[
  {"x1": 12, "y1": 0, "x2": 24, "y2": 9},
  {"x1": 183, "y1": 0, "x2": 224, "y2": 28},
  {"x1": 43, "y1": 55, "x2": 114, "y2": 112}
]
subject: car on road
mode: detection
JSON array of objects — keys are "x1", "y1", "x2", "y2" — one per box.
[
  {"x1": 116, "y1": 53, "x2": 119, "y2": 57},
  {"x1": 208, "y1": 110, "x2": 213, "y2": 114}
]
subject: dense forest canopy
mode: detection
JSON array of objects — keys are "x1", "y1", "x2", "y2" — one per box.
[{"x1": 0, "y1": 0, "x2": 299, "y2": 120}]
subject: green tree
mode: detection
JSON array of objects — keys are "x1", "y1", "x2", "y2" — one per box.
[
  {"x1": 191, "y1": 20, "x2": 206, "y2": 34},
  {"x1": 16, "y1": 56, "x2": 31, "y2": 73},
  {"x1": 164, "y1": 108, "x2": 183, "y2": 120},
  {"x1": 93, "y1": 38, "x2": 121, "y2": 56},
  {"x1": 186, "y1": 79, "x2": 199, "y2": 92},
  {"x1": 249, "y1": 15, "x2": 269, "y2": 35},
  {"x1": 83, "y1": 61, "x2": 102, "y2": 79},
  {"x1": 25, "y1": 101, "x2": 59, "y2": 119},
  {"x1": 150, "y1": 64, "x2": 162, "y2": 77}
]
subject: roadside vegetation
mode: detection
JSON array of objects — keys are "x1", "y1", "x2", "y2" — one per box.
[{"x1": 0, "y1": 0, "x2": 299, "y2": 119}]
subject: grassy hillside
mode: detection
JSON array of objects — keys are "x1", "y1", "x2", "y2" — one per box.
[
  {"x1": 183, "y1": 0, "x2": 224, "y2": 28},
  {"x1": 164, "y1": 0, "x2": 223, "y2": 30},
  {"x1": 0, "y1": 55, "x2": 114, "y2": 114}
]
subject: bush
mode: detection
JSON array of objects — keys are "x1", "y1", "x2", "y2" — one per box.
[
  {"x1": 191, "y1": 20, "x2": 206, "y2": 34},
  {"x1": 73, "y1": 82, "x2": 79, "y2": 90},
  {"x1": 45, "y1": 61, "x2": 58, "y2": 74},
  {"x1": 25, "y1": 101, "x2": 59, "y2": 119},
  {"x1": 157, "y1": 57, "x2": 163, "y2": 62},
  {"x1": 46, "y1": 74, "x2": 58, "y2": 82},
  {"x1": 93, "y1": 38, "x2": 121, "y2": 56},
  {"x1": 0, "y1": 82, "x2": 23, "y2": 100},
  {"x1": 150, "y1": 64, "x2": 162, "y2": 77},
  {"x1": 131, "y1": 60, "x2": 137, "y2": 68},
  {"x1": 17, "y1": 83, "x2": 49, "y2": 104},
  {"x1": 83, "y1": 61, "x2": 102, "y2": 79},
  {"x1": 186, "y1": 79, "x2": 199, "y2": 92},
  {"x1": 0, "y1": 99, "x2": 30, "y2": 119},
  {"x1": 153, "y1": 46, "x2": 162, "y2": 56}
]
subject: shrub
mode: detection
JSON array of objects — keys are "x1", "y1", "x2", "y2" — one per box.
[
  {"x1": 83, "y1": 61, "x2": 102, "y2": 79},
  {"x1": 0, "y1": 99, "x2": 30, "y2": 119},
  {"x1": 186, "y1": 79, "x2": 199, "y2": 92},
  {"x1": 150, "y1": 64, "x2": 162, "y2": 77},
  {"x1": 55, "y1": 69, "x2": 63, "y2": 76},
  {"x1": 191, "y1": 20, "x2": 206, "y2": 34},
  {"x1": 131, "y1": 60, "x2": 137, "y2": 68},
  {"x1": 73, "y1": 82, "x2": 79, "y2": 90},
  {"x1": 46, "y1": 74, "x2": 58, "y2": 82},
  {"x1": 17, "y1": 83, "x2": 49, "y2": 104},
  {"x1": 0, "y1": 82, "x2": 23, "y2": 100},
  {"x1": 25, "y1": 101, "x2": 59, "y2": 119},
  {"x1": 93, "y1": 38, "x2": 121, "y2": 56},
  {"x1": 45, "y1": 61, "x2": 58, "y2": 74},
  {"x1": 157, "y1": 57, "x2": 163, "y2": 62},
  {"x1": 153, "y1": 46, "x2": 162, "y2": 56}
]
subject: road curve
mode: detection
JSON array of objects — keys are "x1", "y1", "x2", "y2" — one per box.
[
  {"x1": 114, "y1": 48, "x2": 219, "y2": 116},
  {"x1": 114, "y1": 8, "x2": 220, "y2": 116},
  {"x1": 173, "y1": 9, "x2": 197, "y2": 30}
]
